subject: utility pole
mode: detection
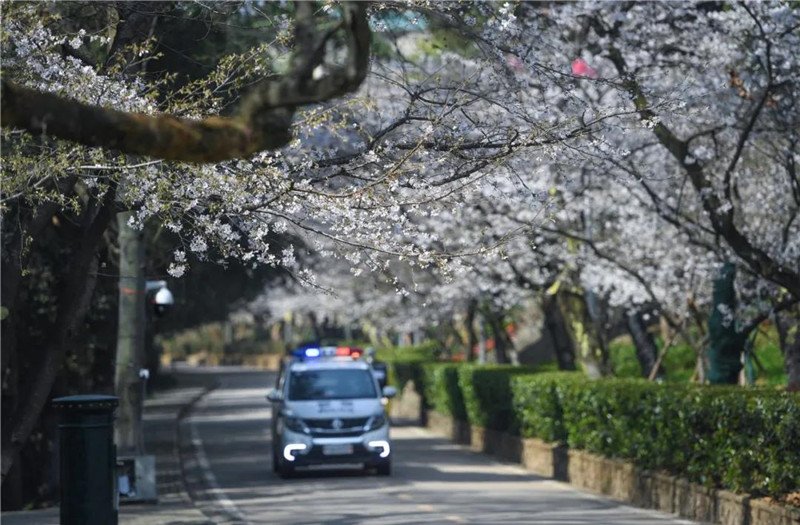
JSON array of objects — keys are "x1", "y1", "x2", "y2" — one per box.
[{"x1": 115, "y1": 210, "x2": 146, "y2": 456}]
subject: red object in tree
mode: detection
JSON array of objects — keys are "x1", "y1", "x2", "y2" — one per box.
[
  {"x1": 506, "y1": 54, "x2": 524, "y2": 71},
  {"x1": 571, "y1": 58, "x2": 598, "y2": 79}
]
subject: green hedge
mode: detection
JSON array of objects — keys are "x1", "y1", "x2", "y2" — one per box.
[
  {"x1": 457, "y1": 365, "x2": 541, "y2": 433},
  {"x1": 511, "y1": 374, "x2": 800, "y2": 498},
  {"x1": 381, "y1": 352, "x2": 799, "y2": 499},
  {"x1": 422, "y1": 363, "x2": 467, "y2": 420},
  {"x1": 377, "y1": 341, "x2": 439, "y2": 363},
  {"x1": 419, "y1": 363, "x2": 550, "y2": 433},
  {"x1": 379, "y1": 343, "x2": 440, "y2": 400},
  {"x1": 511, "y1": 372, "x2": 584, "y2": 442}
]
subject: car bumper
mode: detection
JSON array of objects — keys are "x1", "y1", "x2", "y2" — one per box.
[
  {"x1": 279, "y1": 429, "x2": 391, "y2": 467},
  {"x1": 290, "y1": 443, "x2": 387, "y2": 467}
]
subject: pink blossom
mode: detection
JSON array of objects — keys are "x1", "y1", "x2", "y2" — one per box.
[
  {"x1": 571, "y1": 58, "x2": 598, "y2": 79},
  {"x1": 506, "y1": 54, "x2": 524, "y2": 71}
]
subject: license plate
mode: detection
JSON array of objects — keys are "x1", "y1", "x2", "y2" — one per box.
[{"x1": 322, "y1": 444, "x2": 353, "y2": 456}]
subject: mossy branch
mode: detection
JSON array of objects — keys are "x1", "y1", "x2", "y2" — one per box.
[{"x1": 1, "y1": 2, "x2": 370, "y2": 163}]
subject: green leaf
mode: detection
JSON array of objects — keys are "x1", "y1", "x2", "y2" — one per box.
[{"x1": 545, "y1": 280, "x2": 561, "y2": 296}]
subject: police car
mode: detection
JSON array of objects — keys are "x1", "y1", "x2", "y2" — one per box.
[{"x1": 266, "y1": 346, "x2": 396, "y2": 478}]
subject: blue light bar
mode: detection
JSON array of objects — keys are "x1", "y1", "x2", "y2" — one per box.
[
  {"x1": 291, "y1": 348, "x2": 320, "y2": 361},
  {"x1": 290, "y1": 345, "x2": 361, "y2": 361}
]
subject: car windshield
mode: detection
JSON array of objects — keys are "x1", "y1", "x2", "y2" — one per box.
[{"x1": 287, "y1": 369, "x2": 377, "y2": 401}]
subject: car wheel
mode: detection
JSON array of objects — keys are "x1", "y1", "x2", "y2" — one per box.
[
  {"x1": 272, "y1": 447, "x2": 279, "y2": 473},
  {"x1": 376, "y1": 460, "x2": 391, "y2": 476},
  {"x1": 277, "y1": 462, "x2": 295, "y2": 479},
  {"x1": 276, "y1": 452, "x2": 295, "y2": 479}
]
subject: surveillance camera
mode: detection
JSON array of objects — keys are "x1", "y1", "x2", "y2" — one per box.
[{"x1": 152, "y1": 286, "x2": 174, "y2": 317}]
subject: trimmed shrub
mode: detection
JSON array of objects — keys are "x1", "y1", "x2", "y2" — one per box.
[
  {"x1": 388, "y1": 353, "x2": 798, "y2": 499},
  {"x1": 512, "y1": 372, "x2": 584, "y2": 443},
  {"x1": 377, "y1": 342, "x2": 439, "y2": 363},
  {"x1": 379, "y1": 343, "x2": 440, "y2": 401},
  {"x1": 421, "y1": 363, "x2": 467, "y2": 420},
  {"x1": 510, "y1": 374, "x2": 800, "y2": 498},
  {"x1": 457, "y1": 365, "x2": 540, "y2": 433}
]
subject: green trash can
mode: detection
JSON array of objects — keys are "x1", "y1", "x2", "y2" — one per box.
[{"x1": 52, "y1": 395, "x2": 119, "y2": 525}]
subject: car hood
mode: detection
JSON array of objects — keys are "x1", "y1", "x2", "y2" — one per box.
[{"x1": 283, "y1": 398, "x2": 383, "y2": 419}]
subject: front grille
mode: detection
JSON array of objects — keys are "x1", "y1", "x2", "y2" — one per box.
[
  {"x1": 310, "y1": 430, "x2": 363, "y2": 438},
  {"x1": 305, "y1": 443, "x2": 370, "y2": 460},
  {"x1": 305, "y1": 417, "x2": 369, "y2": 430}
]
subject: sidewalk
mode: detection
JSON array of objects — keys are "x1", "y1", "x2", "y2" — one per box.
[{"x1": 2, "y1": 370, "x2": 215, "y2": 525}]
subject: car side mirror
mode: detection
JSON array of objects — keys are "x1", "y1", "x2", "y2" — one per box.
[
  {"x1": 382, "y1": 386, "x2": 397, "y2": 399},
  {"x1": 372, "y1": 363, "x2": 388, "y2": 389},
  {"x1": 266, "y1": 389, "x2": 283, "y2": 403}
]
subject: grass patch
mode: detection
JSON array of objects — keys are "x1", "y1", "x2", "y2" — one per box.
[{"x1": 608, "y1": 327, "x2": 786, "y2": 385}]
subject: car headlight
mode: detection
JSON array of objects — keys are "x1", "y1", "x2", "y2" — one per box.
[
  {"x1": 365, "y1": 414, "x2": 387, "y2": 431},
  {"x1": 283, "y1": 416, "x2": 309, "y2": 434}
]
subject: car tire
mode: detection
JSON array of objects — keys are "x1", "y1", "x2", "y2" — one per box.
[
  {"x1": 277, "y1": 458, "x2": 295, "y2": 479},
  {"x1": 376, "y1": 460, "x2": 391, "y2": 476},
  {"x1": 272, "y1": 447, "x2": 279, "y2": 473}
]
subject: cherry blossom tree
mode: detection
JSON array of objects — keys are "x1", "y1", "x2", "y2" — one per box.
[
  {"x1": 391, "y1": 1, "x2": 800, "y2": 383},
  {"x1": 4, "y1": 2, "x2": 800, "y2": 496},
  {"x1": 250, "y1": 2, "x2": 799, "y2": 385},
  {"x1": 1, "y1": 0, "x2": 373, "y2": 484}
]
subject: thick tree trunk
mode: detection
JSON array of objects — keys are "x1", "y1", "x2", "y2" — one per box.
[
  {"x1": 114, "y1": 211, "x2": 146, "y2": 456},
  {"x1": 484, "y1": 308, "x2": 515, "y2": 365},
  {"x1": 2, "y1": 196, "x2": 76, "y2": 504},
  {"x1": 543, "y1": 295, "x2": 576, "y2": 371},
  {"x1": 557, "y1": 289, "x2": 611, "y2": 378},
  {"x1": 465, "y1": 299, "x2": 477, "y2": 363},
  {"x1": 425, "y1": 319, "x2": 458, "y2": 360},
  {"x1": 486, "y1": 311, "x2": 509, "y2": 364},
  {"x1": 784, "y1": 334, "x2": 800, "y2": 392},
  {"x1": 443, "y1": 317, "x2": 462, "y2": 359},
  {"x1": 1, "y1": 201, "x2": 64, "y2": 376},
  {"x1": 776, "y1": 310, "x2": 800, "y2": 392},
  {"x1": 1, "y1": 188, "x2": 116, "y2": 482},
  {"x1": 626, "y1": 309, "x2": 665, "y2": 379},
  {"x1": 0, "y1": 452, "x2": 22, "y2": 509}
]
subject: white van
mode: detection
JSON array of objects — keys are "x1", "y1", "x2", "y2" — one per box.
[{"x1": 267, "y1": 348, "x2": 396, "y2": 478}]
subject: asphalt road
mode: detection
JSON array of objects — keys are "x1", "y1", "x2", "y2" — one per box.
[{"x1": 179, "y1": 367, "x2": 698, "y2": 525}]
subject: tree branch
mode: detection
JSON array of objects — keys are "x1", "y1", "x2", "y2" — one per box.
[
  {"x1": 606, "y1": 44, "x2": 800, "y2": 298},
  {"x1": 740, "y1": 297, "x2": 800, "y2": 338},
  {"x1": 1, "y1": 2, "x2": 371, "y2": 163}
]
